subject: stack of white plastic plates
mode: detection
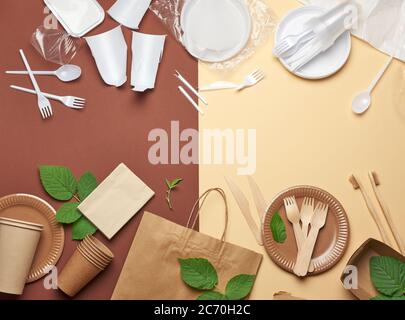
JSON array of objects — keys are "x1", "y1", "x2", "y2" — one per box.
[{"x1": 181, "y1": 0, "x2": 252, "y2": 62}]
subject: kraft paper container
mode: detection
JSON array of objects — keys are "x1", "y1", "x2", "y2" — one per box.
[
  {"x1": 58, "y1": 238, "x2": 113, "y2": 297},
  {"x1": 0, "y1": 217, "x2": 43, "y2": 295},
  {"x1": 340, "y1": 238, "x2": 405, "y2": 300}
]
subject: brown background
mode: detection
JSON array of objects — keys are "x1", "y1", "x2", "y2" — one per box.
[{"x1": 0, "y1": 0, "x2": 198, "y2": 299}]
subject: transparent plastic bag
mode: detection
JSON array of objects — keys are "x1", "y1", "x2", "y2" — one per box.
[
  {"x1": 150, "y1": 0, "x2": 277, "y2": 70},
  {"x1": 300, "y1": 0, "x2": 405, "y2": 61},
  {"x1": 31, "y1": 25, "x2": 82, "y2": 65}
]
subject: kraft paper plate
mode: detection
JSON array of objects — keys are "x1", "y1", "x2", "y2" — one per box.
[
  {"x1": 0, "y1": 194, "x2": 64, "y2": 282},
  {"x1": 263, "y1": 186, "x2": 349, "y2": 275}
]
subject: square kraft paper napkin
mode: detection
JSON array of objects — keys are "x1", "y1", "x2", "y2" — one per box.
[{"x1": 78, "y1": 163, "x2": 155, "y2": 239}]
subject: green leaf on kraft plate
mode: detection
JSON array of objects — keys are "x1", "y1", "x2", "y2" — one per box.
[
  {"x1": 39, "y1": 165, "x2": 77, "y2": 201},
  {"x1": 72, "y1": 216, "x2": 97, "y2": 240},
  {"x1": 270, "y1": 212, "x2": 287, "y2": 244},
  {"x1": 56, "y1": 202, "x2": 81, "y2": 224},
  {"x1": 178, "y1": 258, "x2": 218, "y2": 290}
]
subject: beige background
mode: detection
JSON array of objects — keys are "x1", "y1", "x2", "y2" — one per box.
[{"x1": 198, "y1": 0, "x2": 405, "y2": 300}]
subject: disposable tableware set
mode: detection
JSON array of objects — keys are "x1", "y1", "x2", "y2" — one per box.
[
  {"x1": 284, "y1": 196, "x2": 329, "y2": 277},
  {"x1": 273, "y1": 2, "x2": 354, "y2": 79},
  {"x1": 276, "y1": 0, "x2": 405, "y2": 114},
  {"x1": 2, "y1": 0, "x2": 405, "y2": 301},
  {"x1": 225, "y1": 178, "x2": 347, "y2": 278},
  {"x1": 6, "y1": 50, "x2": 85, "y2": 119},
  {"x1": 0, "y1": 163, "x2": 155, "y2": 297}
]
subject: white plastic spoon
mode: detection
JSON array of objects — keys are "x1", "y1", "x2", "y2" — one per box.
[
  {"x1": 352, "y1": 56, "x2": 394, "y2": 115},
  {"x1": 6, "y1": 64, "x2": 82, "y2": 82}
]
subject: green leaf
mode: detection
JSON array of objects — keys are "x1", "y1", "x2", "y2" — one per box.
[
  {"x1": 179, "y1": 258, "x2": 218, "y2": 290},
  {"x1": 197, "y1": 291, "x2": 227, "y2": 300},
  {"x1": 165, "y1": 179, "x2": 171, "y2": 189},
  {"x1": 56, "y1": 202, "x2": 81, "y2": 224},
  {"x1": 72, "y1": 216, "x2": 97, "y2": 240},
  {"x1": 225, "y1": 274, "x2": 256, "y2": 300},
  {"x1": 370, "y1": 256, "x2": 405, "y2": 297},
  {"x1": 270, "y1": 212, "x2": 287, "y2": 244},
  {"x1": 169, "y1": 178, "x2": 183, "y2": 189},
  {"x1": 39, "y1": 166, "x2": 77, "y2": 201},
  {"x1": 78, "y1": 172, "x2": 97, "y2": 201},
  {"x1": 371, "y1": 294, "x2": 405, "y2": 300}
]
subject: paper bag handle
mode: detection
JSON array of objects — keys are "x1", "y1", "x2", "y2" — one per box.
[{"x1": 187, "y1": 188, "x2": 229, "y2": 242}]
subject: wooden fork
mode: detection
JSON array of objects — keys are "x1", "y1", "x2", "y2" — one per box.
[
  {"x1": 284, "y1": 196, "x2": 305, "y2": 251},
  {"x1": 294, "y1": 202, "x2": 329, "y2": 277}
]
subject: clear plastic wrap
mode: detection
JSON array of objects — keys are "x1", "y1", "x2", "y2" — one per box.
[
  {"x1": 31, "y1": 25, "x2": 82, "y2": 65},
  {"x1": 150, "y1": 0, "x2": 277, "y2": 70}
]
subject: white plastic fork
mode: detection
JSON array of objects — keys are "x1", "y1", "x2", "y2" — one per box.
[
  {"x1": 273, "y1": 30, "x2": 315, "y2": 58},
  {"x1": 285, "y1": 38, "x2": 317, "y2": 65},
  {"x1": 10, "y1": 85, "x2": 85, "y2": 109},
  {"x1": 19, "y1": 49, "x2": 52, "y2": 119},
  {"x1": 236, "y1": 69, "x2": 265, "y2": 91},
  {"x1": 289, "y1": 42, "x2": 323, "y2": 72}
]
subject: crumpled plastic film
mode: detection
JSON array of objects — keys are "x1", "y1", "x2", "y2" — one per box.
[
  {"x1": 31, "y1": 25, "x2": 82, "y2": 65},
  {"x1": 149, "y1": 0, "x2": 277, "y2": 70}
]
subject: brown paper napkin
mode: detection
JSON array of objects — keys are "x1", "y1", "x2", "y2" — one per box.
[{"x1": 78, "y1": 163, "x2": 154, "y2": 239}]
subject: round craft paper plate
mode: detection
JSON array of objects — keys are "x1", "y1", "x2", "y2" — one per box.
[
  {"x1": 0, "y1": 194, "x2": 64, "y2": 282},
  {"x1": 262, "y1": 186, "x2": 349, "y2": 275}
]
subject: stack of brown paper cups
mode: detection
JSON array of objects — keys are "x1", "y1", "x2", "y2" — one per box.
[
  {"x1": 0, "y1": 217, "x2": 43, "y2": 295},
  {"x1": 58, "y1": 235, "x2": 114, "y2": 297}
]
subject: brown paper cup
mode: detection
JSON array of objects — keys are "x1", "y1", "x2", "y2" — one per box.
[
  {"x1": 80, "y1": 242, "x2": 112, "y2": 266},
  {"x1": 58, "y1": 238, "x2": 113, "y2": 297},
  {"x1": 85, "y1": 235, "x2": 114, "y2": 259},
  {"x1": 79, "y1": 237, "x2": 113, "y2": 269},
  {"x1": 83, "y1": 236, "x2": 113, "y2": 263},
  {"x1": 0, "y1": 217, "x2": 43, "y2": 295},
  {"x1": 77, "y1": 245, "x2": 106, "y2": 270}
]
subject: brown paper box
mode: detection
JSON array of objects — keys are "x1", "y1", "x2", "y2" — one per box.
[
  {"x1": 112, "y1": 211, "x2": 263, "y2": 300},
  {"x1": 340, "y1": 238, "x2": 405, "y2": 300},
  {"x1": 0, "y1": 218, "x2": 43, "y2": 295}
]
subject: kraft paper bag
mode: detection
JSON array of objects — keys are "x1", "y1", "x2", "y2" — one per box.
[
  {"x1": 78, "y1": 163, "x2": 154, "y2": 239},
  {"x1": 111, "y1": 188, "x2": 263, "y2": 300}
]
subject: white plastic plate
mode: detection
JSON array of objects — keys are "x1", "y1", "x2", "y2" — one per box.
[
  {"x1": 44, "y1": 0, "x2": 105, "y2": 38},
  {"x1": 180, "y1": 0, "x2": 252, "y2": 63},
  {"x1": 275, "y1": 6, "x2": 351, "y2": 79}
]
